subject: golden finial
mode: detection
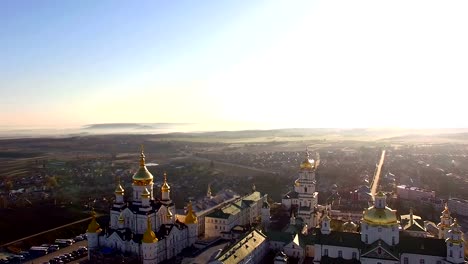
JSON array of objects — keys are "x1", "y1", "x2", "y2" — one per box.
[
  {"x1": 115, "y1": 176, "x2": 124, "y2": 194},
  {"x1": 166, "y1": 207, "x2": 173, "y2": 218},
  {"x1": 139, "y1": 145, "x2": 145, "y2": 167},
  {"x1": 87, "y1": 209, "x2": 101, "y2": 233},
  {"x1": 142, "y1": 217, "x2": 157, "y2": 243},
  {"x1": 161, "y1": 172, "x2": 170, "y2": 193},
  {"x1": 300, "y1": 148, "x2": 313, "y2": 170},
  {"x1": 185, "y1": 201, "x2": 197, "y2": 224},
  {"x1": 141, "y1": 187, "x2": 151, "y2": 198}
]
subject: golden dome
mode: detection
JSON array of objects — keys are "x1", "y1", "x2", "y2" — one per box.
[
  {"x1": 184, "y1": 202, "x2": 198, "y2": 224},
  {"x1": 294, "y1": 179, "x2": 300, "y2": 187},
  {"x1": 142, "y1": 217, "x2": 157, "y2": 243},
  {"x1": 300, "y1": 151, "x2": 314, "y2": 171},
  {"x1": 362, "y1": 206, "x2": 398, "y2": 225},
  {"x1": 442, "y1": 203, "x2": 451, "y2": 216},
  {"x1": 375, "y1": 191, "x2": 386, "y2": 197},
  {"x1": 87, "y1": 210, "x2": 101, "y2": 233},
  {"x1": 450, "y1": 218, "x2": 461, "y2": 229},
  {"x1": 132, "y1": 146, "x2": 154, "y2": 184},
  {"x1": 141, "y1": 187, "x2": 151, "y2": 198},
  {"x1": 115, "y1": 181, "x2": 124, "y2": 195},
  {"x1": 300, "y1": 159, "x2": 314, "y2": 170},
  {"x1": 161, "y1": 172, "x2": 170, "y2": 193},
  {"x1": 343, "y1": 220, "x2": 358, "y2": 232},
  {"x1": 166, "y1": 208, "x2": 173, "y2": 218}
]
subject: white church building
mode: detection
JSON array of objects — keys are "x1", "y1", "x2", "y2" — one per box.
[{"x1": 86, "y1": 148, "x2": 197, "y2": 264}]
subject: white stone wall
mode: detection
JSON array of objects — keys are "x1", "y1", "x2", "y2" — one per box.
[
  {"x1": 361, "y1": 222, "x2": 399, "y2": 245},
  {"x1": 360, "y1": 258, "x2": 398, "y2": 264},
  {"x1": 314, "y1": 245, "x2": 359, "y2": 262},
  {"x1": 283, "y1": 242, "x2": 304, "y2": 259},
  {"x1": 205, "y1": 216, "x2": 236, "y2": 237},
  {"x1": 400, "y1": 253, "x2": 445, "y2": 264}
]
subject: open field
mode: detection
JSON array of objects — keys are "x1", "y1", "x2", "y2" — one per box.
[{"x1": 2, "y1": 128, "x2": 468, "y2": 243}]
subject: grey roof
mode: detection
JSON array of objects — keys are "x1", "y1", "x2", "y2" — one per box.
[
  {"x1": 399, "y1": 235, "x2": 446, "y2": 257},
  {"x1": 315, "y1": 229, "x2": 362, "y2": 248},
  {"x1": 283, "y1": 191, "x2": 299, "y2": 199}
]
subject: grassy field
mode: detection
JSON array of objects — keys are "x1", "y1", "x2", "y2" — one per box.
[{"x1": 0, "y1": 205, "x2": 90, "y2": 246}]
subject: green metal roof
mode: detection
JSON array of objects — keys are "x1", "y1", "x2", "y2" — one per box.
[{"x1": 132, "y1": 166, "x2": 154, "y2": 180}]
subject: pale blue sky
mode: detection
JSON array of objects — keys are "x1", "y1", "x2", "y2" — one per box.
[{"x1": 1, "y1": 1, "x2": 467, "y2": 129}]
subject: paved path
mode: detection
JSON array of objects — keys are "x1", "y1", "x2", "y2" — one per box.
[
  {"x1": 24, "y1": 240, "x2": 87, "y2": 264},
  {"x1": 370, "y1": 150, "x2": 386, "y2": 196}
]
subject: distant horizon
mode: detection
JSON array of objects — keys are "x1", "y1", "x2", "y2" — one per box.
[{"x1": 1, "y1": 122, "x2": 468, "y2": 135}]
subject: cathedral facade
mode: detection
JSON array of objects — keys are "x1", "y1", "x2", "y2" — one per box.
[
  {"x1": 282, "y1": 151, "x2": 321, "y2": 228},
  {"x1": 314, "y1": 193, "x2": 466, "y2": 264},
  {"x1": 275, "y1": 151, "x2": 466, "y2": 264},
  {"x1": 86, "y1": 148, "x2": 197, "y2": 264}
]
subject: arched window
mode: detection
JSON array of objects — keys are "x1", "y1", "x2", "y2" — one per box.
[{"x1": 305, "y1": 187, "x2": 308, "y2": 192}]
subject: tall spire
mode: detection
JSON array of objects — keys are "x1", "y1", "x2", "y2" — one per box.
[
  {"x1": 207, "y1": 184, "x2": 212, "y2": 198},
  {"x1": 185, "y1": 201, "x2": 197, "y2": 224},
  {"x1": 300, "y1": 148, "x2": 313, "y2": 171},
  {"x1": 161, "y1": 172, "x2": 170, "y2": 193},
  {"x1": 142, "y1": 217, "x2": 157, "y2": 243},
  {"x1": 115, "y1": 176, "x2": 124, "y2": 195},
  {"x1": 87, "y1": 210, "x2": 101, "y2": 233},
  {"x1": 139, "y1": 144, "x2": 145, "y2": 167}
]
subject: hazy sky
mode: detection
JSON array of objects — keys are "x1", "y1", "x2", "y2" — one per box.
[{"x1": 1, "y1": 0, "x2": 467, "y2": 129}]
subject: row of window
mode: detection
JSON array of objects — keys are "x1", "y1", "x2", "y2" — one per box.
[
  {"x1": 323, "y1": 249, "x2": 357, "y2": 259},
  {"x1": 403, "y1": 258, "x2": 442, "y2": 264}
]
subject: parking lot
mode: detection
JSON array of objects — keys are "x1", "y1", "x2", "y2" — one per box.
[{"x1": 24, "y1": 241, "x2": 87, "y2": 264}]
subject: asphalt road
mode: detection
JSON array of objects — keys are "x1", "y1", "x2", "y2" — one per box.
[
  {"x1": 24, "y1": 240, "x2": 87, "y2": 264},
  {"x1": 370, "y1": 150, "x2": 386, "y2": 196}
]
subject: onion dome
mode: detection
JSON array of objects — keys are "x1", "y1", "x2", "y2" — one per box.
[
  {"x1": 87, "y1": 210, "x2": 101, "y2": 233},
  {"x1": 343, "y1": 220, "x2": 357, "y2": 232},
  {"x1": 115, "y1": 180, "x2": 124, "y2": 195},
  {"x1": 142, "y1": 217, "x2": 157, "y2": 243},
  {"x1": 161, "y1": 172, "x2": 170, "y2": 193},
  {"x1": 441, "y1": 203, "x2": 451, "y2": 218},
  {"x1": 184, "y1": 201, "x2": 197, "y2": 224},
  {"x1": 294, "y1": 179, "x2": 300, "y2": 187},
  {"x1": 141, "y1": 187, "x2": 151, "y2": 198},
  {"x1": 375, "y1": 190, "x2": 386, "y2": 197},
  {"x1": 300, "y1": 151, "x2": 314, "y2": 171},
  {"x1": 450, "y1": 218, "x2": 461, "y2": 230},
  {"x1": 362, "y1": 206, "x2": 398, "y2": 225},
  {"x1": 132, "y1": 146, "x2": 154, "y2": 185}
]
